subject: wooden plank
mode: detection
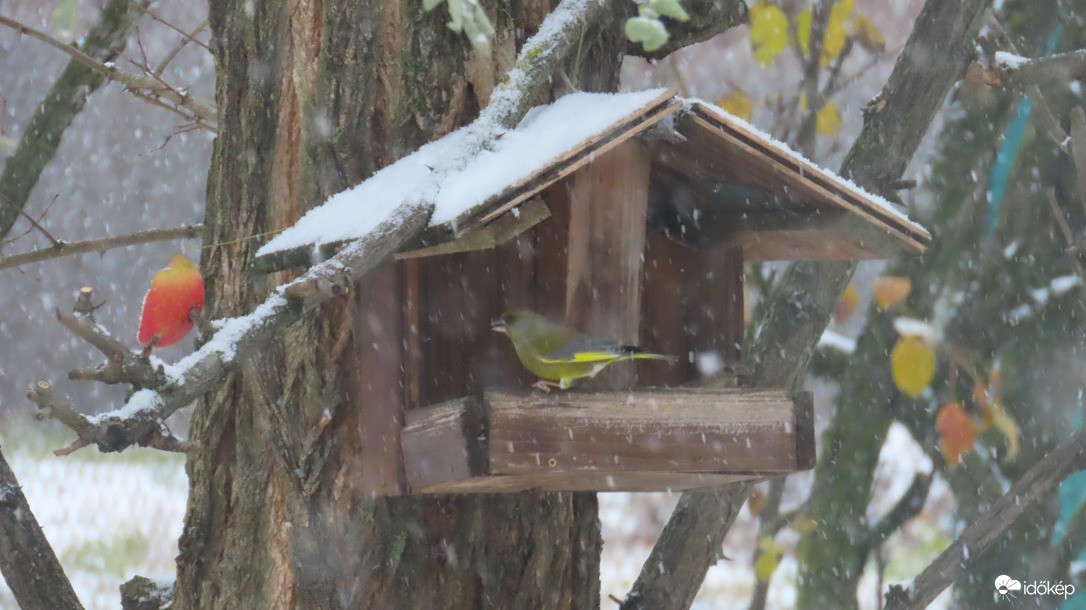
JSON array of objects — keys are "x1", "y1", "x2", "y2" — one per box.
[
  {"x1": 646, "y1": 107, "x2": 929, "y2": 259},
  {"x1": 402, "y1": 397, "x2": 488, "y2": 492},
  {"x1": 352, "y1": 262, "x2": 408, "y2": 497},
  {"x1": 647, "y1": 169, "x2": 910, "y2": 260},
  {"x1": 640, "y1": 236, "x2": 743, "y2": 385},
  {"x1": 485, "y1": 389, "x2": 800, "y2": 475},
  {"x1": 414, "y1": 472, "x2": 772, "y2": 494},
  {"x1": 794, "y1": 390, "x2": 816, "y2": 470},
  {"x1": 564, "y1": 140, "x2": 652, "y2": 388},
  {"x1": 683, "y1": 107, "x2": 929, "y2": 249},
  {"x1": 395, "y1": 198, "x2": 551, "y2": 260},
  {"x1": 453, "y1": 93, "x2": 681, "y2": 236}
]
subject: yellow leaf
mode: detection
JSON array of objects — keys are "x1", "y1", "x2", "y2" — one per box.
[
  {"x1": 717, "y1": 90, "x2": 753, "y2": 122},
  {"x1": 873, "y1": 276, "x2": 911, "y2": 308},
  {"x1": 750, "y1": 2, "x2": 788, "y2": 66},
  {"x1": 821, "y1": 6, "x2": 848, "y2": 64},
  {"x1": 790, "y1": 515, "x2": 818, "y2": 534},
  {"x1": 795, "y1": 9, "x2": 812, "y2": 56},
  {"x1": 816, "y1": 99, "x2": 842, "y2": 136},
  {"x1": 853, "y1": 13, "x2": 885, "y2": 55},
  {"x1": 985, "y1": 401, "x2": 1020, "y2": 461},
  {"x1": 891, "y1": 336, "x2": 935, "y2": 397},
  {"x1": 834, "y1": 282, "x2": 859, "y2": 323},
  {"x1": 755, "y1": 537, "x2": 785, "y2": 582},
  {"x1": 794, "y1": 1, "x2": 852, "y2": 64}
]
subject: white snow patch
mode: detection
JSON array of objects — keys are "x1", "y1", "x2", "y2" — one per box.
[
  {"x1": 1002, "y1": 240, "x2": 1019, "y2": 258},
  {"x1": 173, "y1": 291, "x2": 288, "y2": 373},
  {"x1": 994, "y1": 51, "x2": 1029, "y2": 70},
  {"x1": 695, "y1": 350, "x2": 725, "y2": 376},
  {"x1": 1007, "y1": 304, "x2": 1033, "y2": 323},
  {"x1": 1051, "y1": 274, "x2": 1081, "y2": 294},
  {"x1": 1030, "y1": 287, "x2": 1050, "y2": 306},
  {"x1": 893, "y1": 317, "x2": 935, "y2": 342},
  {"x1": 819, "y1": 329, "x2": 856, "y2": 354},
  {"x1": 257, "y1": 89, "x2": 669, "y2": 256},
  {"x1": 88, "y1": 389, "x2": 162, "y2": 425}
]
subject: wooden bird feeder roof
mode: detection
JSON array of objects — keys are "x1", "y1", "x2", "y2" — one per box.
[{"x1": 399, "y1": 88, "x2": 929, "y2": 262}]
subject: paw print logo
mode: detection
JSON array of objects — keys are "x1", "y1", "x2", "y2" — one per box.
[{"x1": 994, "y1": 575, "x2": 1021, "y2": 599}]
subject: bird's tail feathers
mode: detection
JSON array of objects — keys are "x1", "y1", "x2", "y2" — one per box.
[{"x1": 622, "y1": 347, "x2": 679, "y2": 363}]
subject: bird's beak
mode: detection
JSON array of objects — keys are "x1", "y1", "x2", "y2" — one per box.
[{"x1": 490, "y1": 318, "x2": 507, "y2": 334}]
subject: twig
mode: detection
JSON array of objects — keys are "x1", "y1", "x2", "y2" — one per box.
[
  {"x1": 0, "y1": 224, "x2": 202, "y2": 271},
  {"x1": 884, "y1": 427, "x2": 1086, "y2": 610},
  {"x1": 863, "y1": 471, "x2": 934, "y2": 548},
  {"x1": 0, "y1": 0, "x2": 151, "y2": 241},
  {"x1": 0, "y1": 15, "x2": 217, "y2": 127},
  {"x1": 0, "y1": 446, "x2": 85, "y2": 609},
  {"x1": 128, "y1": 1, "x2": 210, "y2": 52},
  {"x1": 155, "y1": 19, "x2": 209, "y2": 75},
  {"x1": 0, "y1": 195, "x2": 60, "y2": 246}
]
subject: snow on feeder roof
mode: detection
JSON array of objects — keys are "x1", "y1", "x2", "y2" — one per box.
[{"x1": 254, "y1": 89, "x2": 928, "y2": 269}]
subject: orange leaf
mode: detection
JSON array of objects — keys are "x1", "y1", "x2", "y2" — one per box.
[
  {"x1": 936, "y1": 402, "x2": 976, "y2": 465},
  {"x1": 748, "y1": 487, "x2": 768, "y2": 517},
  {"x1": 972, "y1": 381, "x2": 990, "y2": 409},
  {"x1": 834, "y1": 282, "x2": 859, "y2": 323},
  {"x1": 891, "y1": 336, "x2": 935, "y2": 397},
  {"x1": 138, "y1": 254, "x2": 205, "y2": 348},
  {"x1": 873, "y1": 276, "x2": 911, "y2": 308}
]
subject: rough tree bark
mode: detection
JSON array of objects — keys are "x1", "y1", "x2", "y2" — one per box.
[{"x1": 171, "y1": 2, "x2": 659, "y2": 608}]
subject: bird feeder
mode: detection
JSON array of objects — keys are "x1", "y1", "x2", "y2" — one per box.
[{"x1": 255, "y1": 89, "x2": 929, "y2": 497}]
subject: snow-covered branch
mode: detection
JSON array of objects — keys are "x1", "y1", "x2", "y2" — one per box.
[
  {"x1": 34, "y1": 203, "x2": 427, "y2": 454},
  {"x1": 969, "y1": 49, "x2": 1086, "y2": 89}
]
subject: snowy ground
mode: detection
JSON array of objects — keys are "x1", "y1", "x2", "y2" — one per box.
[{"x1": 0, "y1": 419, "x2": 952, "y2": 609}]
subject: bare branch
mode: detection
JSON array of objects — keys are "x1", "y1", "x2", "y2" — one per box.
[
  {"x1": 884, "y1": 427, "x2": 1086, "y2": 610},
  {"x1": 969, "y1": 49, "x2": 1086, "y2": 89},
  {"x1": 864, "y1": 471, "x2": 934, "y2": 548},
  {"x1": 0, "y1": 447, "x2": 85, "y2": 610},
  {"x1": 0, "y1": 224, "x2": 202, "y2": 271},
  {"x1": 155, "y1": 19, "x2": 209, "y2": 75},
  {"x1": 0, "y1": 15, "x2": 217, "y2": 127},
  {"x1": 0, "y1": 0, "x2": 151, "y2": 240},
  {"x1": 127, "y1": 1, "x2": 210, "y2": 53}
]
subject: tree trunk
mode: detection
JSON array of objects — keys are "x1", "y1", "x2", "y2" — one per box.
[{"x1": 174, "y1": 2, "x2": 627, "y2": 608}]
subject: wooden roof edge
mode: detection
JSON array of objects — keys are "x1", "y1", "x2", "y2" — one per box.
[
  {"x1": 445, "y1": 90, "x2": 682, "y2": 237},
  {"x1": 680, "y1": 100, "x2": 932, "y2": 247}
]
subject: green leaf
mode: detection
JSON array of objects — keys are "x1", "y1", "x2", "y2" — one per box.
[
  {"x1": 51, "y1": 0, "x2": 78, "y2": 40},
  {"x1": 647, "y1": 0, "x2": 690, "y2": 22},
  {"x1": 423, "y1": 0, "x2": 444, "y2": 11},
  {"x1": 625, "y1": 16, "x2": 670, "y2": 52}
]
